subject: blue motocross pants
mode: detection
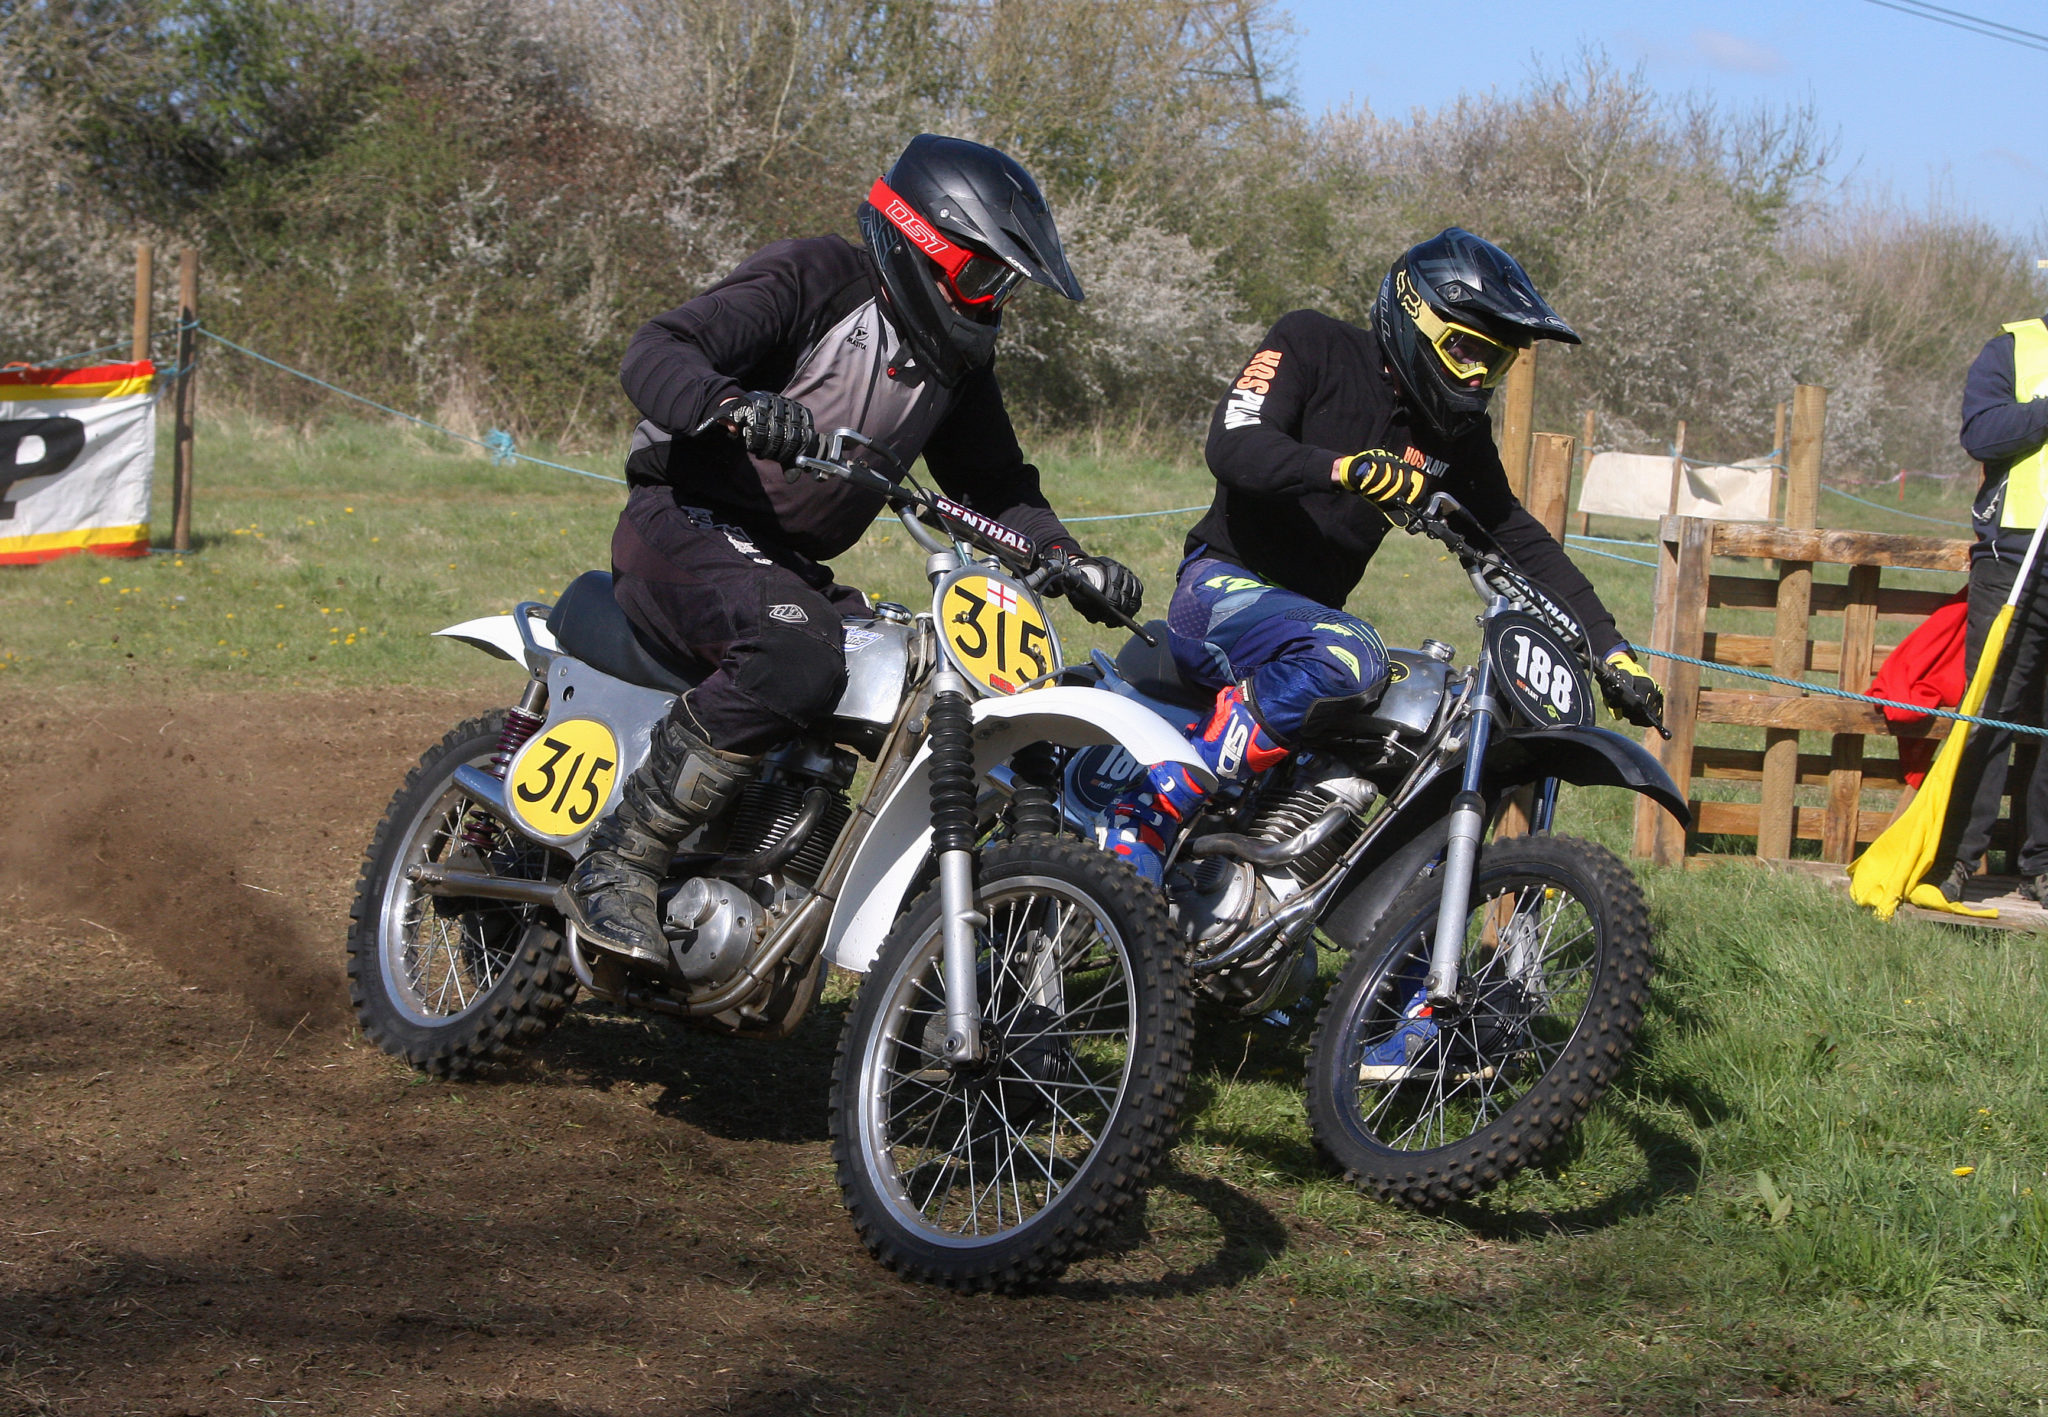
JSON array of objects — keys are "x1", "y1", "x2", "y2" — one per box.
[{"x1": 1164, "y1": 555, "x2": 1390, "y2": 743}]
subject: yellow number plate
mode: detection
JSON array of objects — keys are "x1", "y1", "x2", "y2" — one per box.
[
  {"x1": 939, "y1": 574, "x2": 1054, "y2": 695},
  {"x1": 506, "y1": 718, "x2": 621, "y2": 839}
]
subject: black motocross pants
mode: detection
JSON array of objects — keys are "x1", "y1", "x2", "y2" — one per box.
[
  {"x1": 610, "y1": 486, "x2": 866, "y2": 754},
  {"x1": 1939, "y1": 552, "x2": 2048, "y2": 879}
]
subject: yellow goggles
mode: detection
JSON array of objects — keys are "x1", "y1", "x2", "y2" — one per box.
[{"x1": 1397, "y1": 269, "x2": 1520, "y2": 388}]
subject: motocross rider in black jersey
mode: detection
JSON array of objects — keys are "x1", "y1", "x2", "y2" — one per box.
[
  {"x1": 1105, "y1": 227, "x2": 1665, "y2": 882},
  {"x1": 565, "y1": 134, "x2": 1144, "y2": 963}
]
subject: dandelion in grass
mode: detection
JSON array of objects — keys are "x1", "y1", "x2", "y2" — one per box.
[
  {"x1": 98, "y1": 576, "x2": 110, "y2": 585},
  {"x1": 1954, "y1": 1166, "x2": 1976, "y2": 1177}
]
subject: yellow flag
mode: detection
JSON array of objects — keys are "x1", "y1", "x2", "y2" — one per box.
[{"x1": 1848, "y1": 603, "x2": 2014, "y2": 920}]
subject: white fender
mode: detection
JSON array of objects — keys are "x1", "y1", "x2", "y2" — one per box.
[
  {"x1": 823, "y1": 686, "x2": 1208, "y2": 974},
  {"x1": 433, "y1": 613, "x2": 557, "y2": 663}
]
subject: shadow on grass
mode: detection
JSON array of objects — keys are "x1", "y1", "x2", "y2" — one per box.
[
  {"x1": 1058, "y1": 1166, "x2": 1292, "y2": 1299},
  {"x1": 1441, "y1": 1109, "x2": 1706, "y2": 1240}
]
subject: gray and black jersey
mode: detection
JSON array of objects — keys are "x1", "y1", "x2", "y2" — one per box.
[{"x1": 620, "y1": 235, "x2": 1080, "y2": 565}]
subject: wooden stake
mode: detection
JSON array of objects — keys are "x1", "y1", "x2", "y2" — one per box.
[
  {"x1": 1494, "y1": 430, "x2": 1577, "y2": 845},
  {"x1": 1527, "y1": 432, "x2": 1574, "y2": 538},
  {"x1": 1500, "y1": 344, "x2": 1536, "y2": 500},
  {"x1": 131, "y1": 243, "x2": 153, "y2": 365},
  {"x1": 1773, "y1": 401, "x2": 1788, "y2": 524},
  {"x1": 1574, "y1": 408, "x2": 1594, "y2": 537},
  {"x1": 1666, "y1": 420, "x2": 1688, "y2": 517},
  {"x1": 1756, "y1": 385, "x2": 1827, "y2": 860},
  {"x1": 170, "y1": 248, "x2": 198, "y2": 554}
]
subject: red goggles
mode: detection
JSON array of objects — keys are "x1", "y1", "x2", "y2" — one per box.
[{"x1": 869, "y1": 178, "x2": 1024, "y2": 307}]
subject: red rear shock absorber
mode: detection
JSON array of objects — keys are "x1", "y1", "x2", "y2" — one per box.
[{"x1": 462, "y1": 689, "x2": 546, "y2": 853}]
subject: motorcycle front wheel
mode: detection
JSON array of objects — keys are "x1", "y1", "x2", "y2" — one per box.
[
  {"x1": 830, "y1": 838, "x2": 1193, "y2": 1291},
  {"x1": 1306, "y1": 833, "x2": 1651, "y2": 1210},
  {"x1": 346, "y1": 712, "x2": 576, "y2": 1077}
]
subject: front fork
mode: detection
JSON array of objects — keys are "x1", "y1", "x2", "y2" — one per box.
[
  {"x1": 1423, "y1": 627, "x2": 1564, "y2": 1004},
  {"x1": 926, "y1": 667, "x2": 986, "y2": 1063}
]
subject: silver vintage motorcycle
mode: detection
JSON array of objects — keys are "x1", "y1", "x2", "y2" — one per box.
[
  {"x1": 346, "y1": 429, "x2": 1208, "y2": 1289},
  {"x1": 1040, "y1": 493, "x2": 1689, "y2": 1209}
]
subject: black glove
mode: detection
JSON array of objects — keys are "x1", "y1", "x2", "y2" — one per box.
[
  {"x1": 1053, "y1": 552, "x2": 1143, "y2": 626},
  {"x1": 1599, "y1": 647, "x2": 1665, "y2": 729},
  {"x1": 721, "y1": 391, "x2": 816, "y2": 464},
  {"x1": 1333, "y1": 447, "x2": 1433, "y2": 508}
]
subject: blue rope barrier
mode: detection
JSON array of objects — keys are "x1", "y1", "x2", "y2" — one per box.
[
  {"x1": 195, "y1": 328, "x2": 626, "y2": 487},
  {"x1": 1821, "y1": 483, "x2": 1971, "y2": 530},
  {"x1": 29, "y1": 338, "x2": 131, "y2": 367},
  {"x1": 1565, "y1": 541, "x2": 1658, "y2": 569},
  {"x1": 1570, "y1": 531, "x2": 1658, "y2": 548},
  {"x1": 1065, "y1": 504, "x2": 1207, "y2": 523},
  {"x1": 1636, "y1": 645, "x2": 2048, "y2": 739}
]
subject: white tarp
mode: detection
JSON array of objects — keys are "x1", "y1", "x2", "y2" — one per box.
[
  {"x1": 1578, "y1": 450, "x2": 1776, "y2": 523},
  {"x1": 0, "y1": 361, "x2": 156, "y2": 564}
]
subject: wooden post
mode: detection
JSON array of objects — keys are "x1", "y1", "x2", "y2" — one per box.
[
  {"x1": 1526, "y1": 432, "x2": 1574, "y2": 538},
  {"x1": 170, "y1": 248, "x2": 198, "y2": 554},
  {"x1": 1772, "y1": 401, "x2": 1788, "y2": 524},
  {"x1": 1500, "y1": 344, "x2": 1536, "y2": 499},
  {"x1": 1823, "y1": 563, "x2": 1880, "y2": 862},
  {"x1": 131, "y1": 243, "x2": 153, "y2": 364},
  {"x1": 1634, "y1": 514, "x2": 1710, "y2": 864},
  {"x1": 1755, "y1": 385, "x2": 1826, "y2": 860},
  {"x1": 1784, "y1": 386, "x2": 1824, "y2": 527},
  {"x1": 1666, "y1": 420, "x2": 1688, "y2": 516},
  {"x1": 1574, "y1": 408, "x2": 1595, "y2": 538},
  {"x1": 1495, "y1": 431, "x2": 1579, "y2": 844}
]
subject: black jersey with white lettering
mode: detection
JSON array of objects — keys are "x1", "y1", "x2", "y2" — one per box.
[{"x1": 1189, "y1": 309, "x2": 1622, "y2": 657}]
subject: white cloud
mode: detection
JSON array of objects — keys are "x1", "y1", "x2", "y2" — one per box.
[{"x1": 1690, "y1": 28, "x2": 1787, "y2": 74}]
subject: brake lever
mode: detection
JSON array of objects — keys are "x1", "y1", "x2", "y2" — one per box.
[{"x1": 1042, "y1": 557, "x2": 1156, "y2": 646}]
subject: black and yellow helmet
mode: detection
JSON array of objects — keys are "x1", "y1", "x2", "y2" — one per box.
[{"x1": 1375, "y1": 228, "x2": 1579, "y2": 439}]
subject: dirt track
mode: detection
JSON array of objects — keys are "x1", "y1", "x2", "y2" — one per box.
[{"x1": 0, "y1": 688, "x2": 1628, "y2": 1416}]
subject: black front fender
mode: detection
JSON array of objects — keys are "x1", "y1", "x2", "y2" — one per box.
[
  {"x1": 1484, "y1": 725, "x2": 1689, "y2": 828},
  {"x1": 1317, "y1": 725, "x2": 1686, "y2": 950}
]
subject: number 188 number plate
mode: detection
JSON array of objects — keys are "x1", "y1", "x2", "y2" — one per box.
[{"x1": 939, "y1": 573, "x2": 1056, "y2": 696}]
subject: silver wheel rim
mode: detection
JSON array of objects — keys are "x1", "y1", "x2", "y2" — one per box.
[
  {"x1": 376, "y1": 753, "x2": 555, "y2": 1028},
  {"x1": 855, "y1": 874, "x2": 1137, "y2": 1247},
  {"x1": 1348, "y1": 872, "x2": 1599, "y2": 1154}
]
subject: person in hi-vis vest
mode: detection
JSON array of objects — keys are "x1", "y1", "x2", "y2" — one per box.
[{"x1": 1928, "y1": 312, "x2": 2048, "y2": 904}]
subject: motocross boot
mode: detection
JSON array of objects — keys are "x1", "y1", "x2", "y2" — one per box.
[
  {"x1": 1106, "y1": 684, "x2": 1288, "y2": 885},
  {"x1": 561, "y1": 711, "x2": 761, "y2": 965}
]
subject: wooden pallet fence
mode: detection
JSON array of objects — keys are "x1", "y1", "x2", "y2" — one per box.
[{"x1": 1631, "y1": 515, "x2": 1972, "y2": 866}]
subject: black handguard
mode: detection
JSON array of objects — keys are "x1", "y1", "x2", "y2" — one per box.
[{"x1": 722, "y1": 391, "x2": 817, "y2": 465}]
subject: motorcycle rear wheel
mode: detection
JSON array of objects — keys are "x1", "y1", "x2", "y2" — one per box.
[
  {"x1": 346, "y1": 712, "x2": 576, "y2": 1077},
  {"x1": 1306, "y1": 834, "x2": 1651, "y2": 1210},
  {"x1": 830, "y1": 838, "x2": 1193, "y2": 1291}
]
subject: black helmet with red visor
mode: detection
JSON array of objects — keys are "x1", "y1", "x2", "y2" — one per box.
[{"x1": 859, "y1": 134, "x2": 1085, "y2": 387}]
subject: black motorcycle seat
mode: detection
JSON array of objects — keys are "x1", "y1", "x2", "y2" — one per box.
[
  {"x1": 546, "y1": 571, "x2": 706, "y2": 697},
  {"x1": 1113, "y1": 622, "x2": 1212, "y2": 712}
]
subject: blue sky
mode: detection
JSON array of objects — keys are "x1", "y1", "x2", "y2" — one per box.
[{"x1": 1282, "y1": 0, "x2": 2045, "y2": 244}]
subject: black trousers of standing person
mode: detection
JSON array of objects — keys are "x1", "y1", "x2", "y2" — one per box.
[
  {"x1": 1936, "y1": 552, "x2": 2048, "y2": 880},
  {"x1": 609, "y1": 485, "x2": 869, "y2": 755}
]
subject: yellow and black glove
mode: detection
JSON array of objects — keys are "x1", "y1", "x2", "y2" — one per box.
[
  {"x1": 1599, "y1": 647, "x2": 1664, "y2": 729},
  {"x1": 1333, "y1": 448, "x2": 1433, "y2": 509}
]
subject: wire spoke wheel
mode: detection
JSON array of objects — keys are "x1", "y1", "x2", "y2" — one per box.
[
  {"x1": 832, "y1": 838, "x2": 1191, "y2": 1291},
  {"x1": 1308, "y1": 834, "x2": 1651, "y2": 1209},
  {"x1": 347, "y1": 712, "x2": 577, "y2": 1076}
]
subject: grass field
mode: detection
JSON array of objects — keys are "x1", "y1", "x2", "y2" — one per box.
[{"x1": 7, "y1": 413, "x2": 2048, "y2": 1413}]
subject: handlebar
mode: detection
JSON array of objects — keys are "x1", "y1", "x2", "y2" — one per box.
[
  {"x1": 790, "y1": 428, "x2": 1159, "y2": 646},
  {"x1": 1391, "y1": 492, "x2": 1670, "y2": 739}
]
